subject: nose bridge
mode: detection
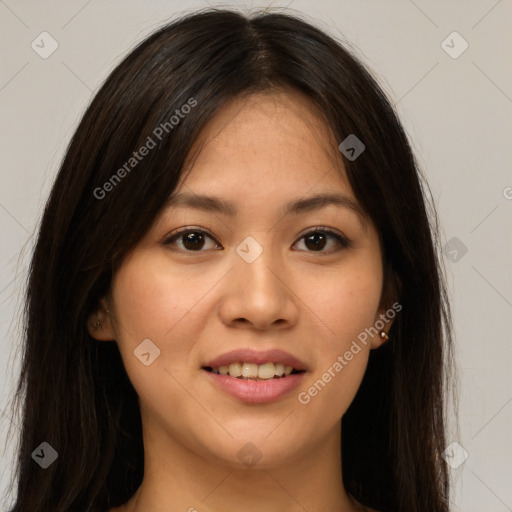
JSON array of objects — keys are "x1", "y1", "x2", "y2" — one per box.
[
  {"x1": 234, "y1": 233, "x2": 284, "y2": 287},
  {"x1": 220, "y1": 233, "x2": 297, "y2": 329}
]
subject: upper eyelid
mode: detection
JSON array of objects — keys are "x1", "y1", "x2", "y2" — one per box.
[{"x1": 164, "y1": 226, "x2": 348, "y2": 247}]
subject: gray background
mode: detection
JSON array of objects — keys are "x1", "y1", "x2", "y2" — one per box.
[{"x1": 1, "y1": 1, "x2": 511, "y2": 510}]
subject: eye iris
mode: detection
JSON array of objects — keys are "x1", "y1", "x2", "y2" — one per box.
[
  {"x1": 175, "y1": 230, "x2": 335, "y2": 252},
  {"x1": 305, "y1": 232, "x2": 327, "y2": 251},
  {"x1": 183, "y1": 232, "x2": 204, "y2": 250}
]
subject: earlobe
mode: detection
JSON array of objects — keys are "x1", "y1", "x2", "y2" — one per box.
[
  {"x1": 87, "y1": 298, "x2": 115, "y2": 341},
  {"x1": 369, "y1": 329, "x2": 390, "y2": 350},
  {"x1": 378, "y1": 329, "x2": 389, "y2": 344},
  {"x1": 369, "y1": 306, "x2": 396, "y2": 349}
]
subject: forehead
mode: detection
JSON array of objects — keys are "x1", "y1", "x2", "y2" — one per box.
[
  {"x1": 155, "y1": 90, "x2": 372, "y2": 234},
  {"x1": 177, "y1": 88, "x2": 352, "y2": 201}
]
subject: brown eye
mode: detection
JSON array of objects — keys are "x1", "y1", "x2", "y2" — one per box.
[
  {"x1": 163, "y1": 226, "x2": 350, "y2": 254},
  {"x1": 304, "y1": 232, "x2": 328, "y2": 251},
  {"x1": 181, "y1": 232, "x2": 206, "y2": 250},
  {"x1": 163, "y1": 229, "x2": 220, "y2": 252},
  {"x1": 294, "y1": 228, "x2": 350, "y2": 253}
]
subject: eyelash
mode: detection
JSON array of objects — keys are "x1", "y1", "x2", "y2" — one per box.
[{"x1": 162, "y1": 226, "x2": 350, "y2": 254}]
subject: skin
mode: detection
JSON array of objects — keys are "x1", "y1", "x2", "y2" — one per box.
[{"x1": 89, "y1": 88, "x2": 392, "y2": 512}]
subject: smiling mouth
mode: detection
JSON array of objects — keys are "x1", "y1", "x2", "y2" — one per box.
[{"x1": 202, "y1": 362, "x2": 305, "y2": 380}]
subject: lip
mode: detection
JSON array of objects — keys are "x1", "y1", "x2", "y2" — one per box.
[
  {"x1": 203, "y1": 370, "x2": 306, "y2": 404},
  {"x1": 204, "y1": 348, "x2": 308, "y2": 371},
  {"x1": 202, "y1": 348, "x2": 308, "y2": 404}
]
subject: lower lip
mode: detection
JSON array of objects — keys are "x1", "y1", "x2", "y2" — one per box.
[{"x1": 203, "y1": 369, "x2": 306, "y2": 404}]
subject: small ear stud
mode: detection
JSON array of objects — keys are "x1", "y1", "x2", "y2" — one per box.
[
  {"x1": 94, "y1": 318, "x2": 101, "y2": 329},
  {"x1": 379, "y1": 331, "x2": 389, "y2": 341}
]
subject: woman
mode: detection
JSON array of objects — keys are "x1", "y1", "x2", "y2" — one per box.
[{"x1": 6, "y1": 8, "x2": 454, "y2": 512}]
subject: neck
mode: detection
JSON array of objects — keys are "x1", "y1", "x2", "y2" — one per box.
[{"x1": 118, "y1": 417, "x2": 361, "y2": 512}]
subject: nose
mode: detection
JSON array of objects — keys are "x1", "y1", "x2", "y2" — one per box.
[{"x1": 218, "y1": 241, "x2": 299, "y2": 331}]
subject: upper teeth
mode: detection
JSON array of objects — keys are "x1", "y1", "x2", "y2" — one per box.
[{"x1": 211, "y1": 362, "x2": 294, "y2": 379}]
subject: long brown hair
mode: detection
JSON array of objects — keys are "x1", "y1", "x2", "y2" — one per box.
[{"x1": 5, "y1": 8, "x2": 454, "y2": 512}]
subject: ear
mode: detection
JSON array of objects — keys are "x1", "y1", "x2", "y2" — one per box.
[
  {"x1": 369, "y1": 264, "x2": 401, "y2": 349},
  {"x1": 87, "y1": 297, "x2": 116, "y2": 341},
  {"x1": 368, "y1": 303, "x2": 398, "y2": 350}
]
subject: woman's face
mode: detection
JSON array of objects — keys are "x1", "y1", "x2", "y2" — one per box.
[{"x1": 93, "y1": 89, "x2": 389, "y2": 470}]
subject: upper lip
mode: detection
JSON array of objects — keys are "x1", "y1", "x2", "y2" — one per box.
[{"x1": 203, "y1": 348, "x2": 308, "y2": 371}]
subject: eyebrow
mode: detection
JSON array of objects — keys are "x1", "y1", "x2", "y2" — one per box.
[{"x1": 165, "y1": 192, "x2": 367, "y2": 223}]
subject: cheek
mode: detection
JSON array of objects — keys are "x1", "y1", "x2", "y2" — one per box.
[
  {"x1": 301, "y1": 255, "x2": 383, "y2": 352},
  {"x1": 108, "y1": 251, "x2": 216, "y2": 391},
  {"x1": 109, "y1": 242, "x2": 383, "y2": 433},
  {"x1": 111, "y1": 251, "x2": 213, "y2": 340},
  {"x1": 295, "y1": 255, "x2": 382, "y2": 417}
]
